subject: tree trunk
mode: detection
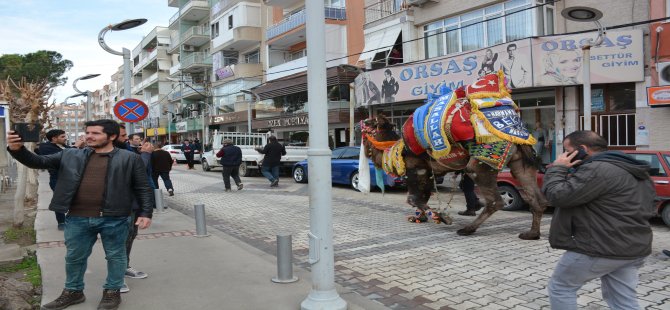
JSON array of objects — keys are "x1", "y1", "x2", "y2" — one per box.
[
  {"x1": 13, "y1": 163, "x2": 26, "y2": 227},
  {"x1": 25, "y1": 142, "x2": 38, "y2": 199}
]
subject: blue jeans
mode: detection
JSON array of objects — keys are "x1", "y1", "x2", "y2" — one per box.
[
  {"x1": 261, "y1": 165, "x2": 280, "y2": 183},
  {"x1": 548, "y1": 251, "x2": 645, "y2": 310},
  {"x1": 64, "y1": 216, "x2": 130, "y2": 291}
]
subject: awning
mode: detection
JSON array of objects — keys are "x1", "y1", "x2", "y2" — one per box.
[
  {"x1": 250, "y1": 65, "x2": 360, "y2": 100},
  {"x1": 358, "y1": 26, "x2": 402, "y2": 62}
]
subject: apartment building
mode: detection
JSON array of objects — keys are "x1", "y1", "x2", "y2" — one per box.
[
  {"x1": 51, "y1": 102, "x2": 85, "y2": 142},
  {"x1": 208, "y1": 0, "x2": 264, "y2": 133},
  {"x1": 248, "y1": 0, "x2": 365, "y2": 147},
  {"x1": 168, "y1": 0, "x2": 212, "y2": 143},
  {"x1": 355, "y1": 0, "x2": 656, "y2": 158}
]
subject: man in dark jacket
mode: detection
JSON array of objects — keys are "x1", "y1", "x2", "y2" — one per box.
[
  {"x1": 37, "y1": 129, "x2": 83, "y2": 230},
  {"x1": 181, "y1": 139, "x2": 195, "y2": 169},
  {"x1": 542, "y1": 130, "x2": 655, "y2": 310},
  {"x1": 256, "y1": 135, "x2": 286, "y2": 187},
  {"x1": 216, "y1": 138, "x2": 243, "y2": 191},
  {"x1": 152, "y1": 143, "x2": 175, "y2": 196},
  {"x1": 7, "y1": 119, "x2": 154, "y2": 310}
]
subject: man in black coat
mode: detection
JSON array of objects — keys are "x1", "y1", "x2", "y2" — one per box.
[
  {"x1": 216, "y1": 139, "x2": 243, "y2": 191},
  {"x1": 152, "y1": 143, "x2": 175, "y2": 196},
  {"x1": 38, "y1": 129, "x2": 83, "y2": 230},
  {"x1": 255, "y1": 135, "x2": 286, "y2": 187}
]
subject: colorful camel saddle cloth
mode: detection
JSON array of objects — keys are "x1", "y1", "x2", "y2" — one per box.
[
  {"x1": 470, "y1": 98, "x2": 535, "y2": 145},
  {"x1": 465, "y1": 140, "x2": 515, "y2": 170},
  {"x1": 411, "y1": 88, "x2": 456, "y2": 160},
  {"x1": 382, "y1": 140, "x2": 406, "y2": 177}
]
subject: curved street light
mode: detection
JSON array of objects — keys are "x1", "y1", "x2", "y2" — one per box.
[
  {"x1": 561, "y1": 6, "x2": 605, "y2": 131},
  {"x1": 73, "y1": 74, "x2": 100, "y2": 122},
  {"x1": 98, "y1": 18, "x2": 148, "y2": 134}
]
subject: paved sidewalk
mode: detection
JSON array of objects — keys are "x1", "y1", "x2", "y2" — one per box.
[{"x1": 35, "y1": 171, "x2": 386, "y2": 310}]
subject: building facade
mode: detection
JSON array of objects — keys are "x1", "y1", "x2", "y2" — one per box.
[{"x1": 355, "y1": 0, "x2": 659, "y2": 163}]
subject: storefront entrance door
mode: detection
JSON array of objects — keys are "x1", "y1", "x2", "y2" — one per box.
[{"x1": 514, "y1": 92, "x2": 556, "y2": 165}]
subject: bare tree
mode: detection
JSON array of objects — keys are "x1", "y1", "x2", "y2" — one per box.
[{"x1": 0, "y1": 78, "x2": 52, "y2": 227}]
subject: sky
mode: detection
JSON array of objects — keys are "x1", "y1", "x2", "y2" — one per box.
[{"x1": 0, "y1": 0, "x2": 177, "y2": 104}]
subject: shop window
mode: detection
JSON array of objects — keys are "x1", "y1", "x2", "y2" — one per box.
[
  {"x1": 580, "y1": 83, "x2": 636, "y2": 113},
  {"x1": 599, "y1": 114, "x2": 635, "y2": 147}
]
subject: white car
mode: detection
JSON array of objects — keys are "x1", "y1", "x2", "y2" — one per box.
[{"x1": 162, "y1": 144, "x2": 201, "y2": 163}]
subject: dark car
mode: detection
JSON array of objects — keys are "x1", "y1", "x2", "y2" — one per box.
[
  {"x1": 496, "y1": 150, "x2": 670, "y2": 227},
  {"x1": 292, "y1": 146, "x2": 405, "y2": 191}
]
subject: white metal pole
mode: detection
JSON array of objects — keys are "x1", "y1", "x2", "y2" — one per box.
[
  {"x1": 85, "y1": 91, "x2": 92, "y2": 122},
  {"x1": 123, "y1": 47, "x2": 134, "y2": 134},
  {"x1": 301, "y1": 0, "x2": 346, "y2": 309},
  {"x1": 349, "y1": 83, "x2": 355, "y2": 147},
  {"x1": 75, "y1": 104, "x2": 79, "y2": 140},
  {"x1": 582, "y1": 46, "x2": 591, "y2": 131}
]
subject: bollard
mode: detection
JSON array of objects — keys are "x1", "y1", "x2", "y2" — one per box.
[
  {"x1": 193, "y1": 204, "x2": 209, "y2": 237},
  {"x1": 154, "y1": 189, "x2": 165, "y2": 213},
  {"x1": 271, "y1": 233, "x2": 298, "y2": 283}
]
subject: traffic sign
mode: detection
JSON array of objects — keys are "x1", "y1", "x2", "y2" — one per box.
[{"x1": 113, "y1": 99, "x2": 149, "y2": 123}]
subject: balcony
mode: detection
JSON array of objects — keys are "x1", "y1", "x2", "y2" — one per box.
[
  {"x1": 169, "y1": 0, "x2": 210, "y2": 27},
  {"x1": 182, "y1": 25, "x2": 210, "y2": 47},
  {"x1": 168, "y1": 32, "x2": 180, "y2": 53},
  {"x1": 180, "y1": 52, "x2": 213, "y2": 73},
  {"x1": 133, "y1": 49, "x2": 159, "y2": 73},
  {"x1": 213, "y1": 63, "x2": 263, "y2": 84},
  {"x1": 267, "y1": 57, "x2": 307, "y2": 81},
  {"x1": 169, "y1": 63, "x2": 181, "y2": 77},
  {"x1": 131, "y1": 72, "x2": 159, "y2": 95},
  {"x1": 212, "y1": 26, "x2": 262, "y2": 53},
  {"x1": 266, "y1": 6, "x2": 346, "y2": 41},
  {"x1": 365, "y1": 0, "x2": 408, "y2": 24},
  {"x1": 262, "y1": 0, "x2": 302, "y2": 9}
]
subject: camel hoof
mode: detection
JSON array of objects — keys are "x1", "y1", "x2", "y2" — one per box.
[
  {"x1": 436, "y1": 212, "x2": 453, "y2": 225},
  {"x1": 457, "y1": 227, "x2": 476, "y2": 236},
  {"x1": 518, "y1": 231, "x2": 540, "y2": 240}
]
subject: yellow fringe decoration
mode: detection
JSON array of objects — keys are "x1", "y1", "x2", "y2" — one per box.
[
  {"x1": 470, "y1": 109, "x2": 537, "y2": 145},
  {"x1": 382, "y1": 140, "x2": 406, "y2": 176},
  {"x1": 365, "y1": 134, "x2": 398, "y2": 150},
  {"x1": 465, "y1": 71, "x2": 512, "y2": 100}
]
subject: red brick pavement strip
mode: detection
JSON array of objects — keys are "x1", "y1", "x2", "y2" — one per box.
[{"x1": 36, "y1": 230, "x2": 197, "y2": 248}]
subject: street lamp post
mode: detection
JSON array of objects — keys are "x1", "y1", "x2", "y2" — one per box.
[
  {"x1": 240, "y1": 90, "x2": 257, "y2": 134},
  {"x1": 73, "y1": 74, "x2": 100, "y2": 122},
  {"x1": 561, "y1": 6, "x2": 605, "y2": 131},
  {"x1": 98, "y1": 18, "x2": 148, "y2": 134}
]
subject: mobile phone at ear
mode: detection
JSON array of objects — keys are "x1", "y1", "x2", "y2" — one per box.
[
  {"x1": 571, "y1": 147, "x2": 588, "y2": 162},
  {"x1": 12, "y1": 123, "x2": 42, "y2": 142}
]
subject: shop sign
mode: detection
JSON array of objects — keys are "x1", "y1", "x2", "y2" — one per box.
[
  {"x1": 175, "y1": 121, "x2": 188, "y2": 133},
  {"x1": 647, "y1": 86, "x2": 670, "y2": 107},
  {"x1": 266, "y1": 115, "x2": 309, "y2": 128},
  {"x1": 355, "y1": 29, "x2": 644, "y2": 105},
  {"x1": 533, "y1": 29, "x2": 644, "y2": 87},
  {"x1": 210, "y1": 111, "x2": 247, "y2": 124},
  {"x1": 215, "y1": 65, "x2": 235, "y2": 80},
  {"x1": 146, "y1": 128, "x2": 167, "y2": 137}
]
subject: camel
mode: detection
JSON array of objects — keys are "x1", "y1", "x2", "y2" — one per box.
[{"x1": 361, "y1": 74, "x2": 549, "y2": 240}]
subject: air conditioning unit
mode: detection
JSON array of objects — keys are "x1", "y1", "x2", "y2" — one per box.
[
  {"x1": 183, "y1": 45, "x2": 195, "y2": 52},
  {"x1": 658, "y1": 62, "x2": 670, "y2": 86},
  {"x1": 407, "y1": 0, "x2": 439, "y2": 7}
]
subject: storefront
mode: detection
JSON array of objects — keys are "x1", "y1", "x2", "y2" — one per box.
[
  {"x1": 250, "y1": 65, "x2": 360, "y2": 147},
  {"x1": 355, "y1": 29, "x2": 645, "y2": 158}
]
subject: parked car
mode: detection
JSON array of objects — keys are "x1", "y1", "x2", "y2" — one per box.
[
  {"x1": 496, "y1": 150, "x2": 670, "y2": 227},
  {"x1": 162, "y1": 144, "x2": 201, "y2": 163},
  {"x1": 292, "y1": 146, "x2": 406, "y2": 191}
]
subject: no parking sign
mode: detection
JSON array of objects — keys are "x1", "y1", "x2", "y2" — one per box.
[{"x1": 113, "y1": 99, "x2": 149, "y2": 123}]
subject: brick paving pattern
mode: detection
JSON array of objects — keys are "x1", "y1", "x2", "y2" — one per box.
[{"x1": 166, "y1": 166, "x2": 670, "y2": 309}]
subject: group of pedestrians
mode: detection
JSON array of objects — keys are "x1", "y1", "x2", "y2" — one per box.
[{"x1": 215, "y1": 135, "x2": 287, "y2": 190}]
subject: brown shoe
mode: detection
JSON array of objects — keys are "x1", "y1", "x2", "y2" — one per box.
[
  {"x1": 97, "y1": 289, "x2": 121, "y2": 310},
  {"x1": 458, "y1": 210, "x2": 477, "y2": 216},
  {"x1": 42, "y1": 289, "x2": 85, "y2": 310}
]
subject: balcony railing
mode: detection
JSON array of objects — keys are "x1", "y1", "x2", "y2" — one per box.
[
  {"x1": 182, "y1": 25, "x2": 210, "y2": 43},
  {"x1": 266, "y1": 6, "x2": 346, "y2": 40},
  {"x1": 181, "y1": 52, "x2": 213, "y2": 68},
  {"x1": 169, "y1": 11, "x2": 180, "y2": 26},
  {"x1": 365, "y1": 0, "x2": 408, "y2": 24}
]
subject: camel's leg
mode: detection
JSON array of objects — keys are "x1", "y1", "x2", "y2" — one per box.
[
  {"x1": 457, "y1": 163, "x2": 503, "y2": 236},
  {"x1": 508, "y1": 157, "x2": 549, "y2": 240},
  {"x1": 405, "y1": 166, "x2": 433, "y2": 214}
]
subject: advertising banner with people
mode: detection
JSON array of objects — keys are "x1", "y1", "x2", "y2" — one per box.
[
  {"x1": 532, "y1": 29, "x2": 644, "y2": 87},
  {"x1": 355, "y1": 29, "x2": 644, "y2": 106}
]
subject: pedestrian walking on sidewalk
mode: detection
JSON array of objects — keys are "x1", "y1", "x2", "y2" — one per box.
[
  {"x1": 455, "y1": 171, "x2": 483, "y2": 216},
  {"x1": 216, "y1": 138, "x2": 243, "y2": 192},
  {"x1": 181, "y1": 139, "x2": 195, "y2": 169},
  {"x1": 7, "y1": 119, "x2": 154, "y2": 310},
  {"x1": 114, "y1": 125, "x2": 153, "y2": 294},
  {"x1": 37, "y1": 129, "x2": 84, "y2": 230},
  {"x1": 255, "y1": 136, "x2": 286, "y2": 187},
  {"x1": 152, "y1": 143, "x2": 175, "y2": 196},
  {"x1": 542, "y1": 130, "x2": 655, "y2": 310}
]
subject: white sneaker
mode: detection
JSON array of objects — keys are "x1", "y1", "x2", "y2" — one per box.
[
  {"x1": 125, "y1": 267, "x2": 148, "y2": 279},
  {"x1": 120, "y1": 282, "x2": 129, "y2": 293}
]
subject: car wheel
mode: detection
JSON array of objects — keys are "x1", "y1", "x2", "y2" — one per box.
[
  {"x1": 239, "y1": 162, "x2": 251, "y2": 177},
  {"x1": 293, "y1": 166, "x2": 307, "y2": 183},
  {"x1": 662, "y1": 203, "x2": 670, "y2": 228},
  {"x1": 350, "y1": 171, "x2": 361, "y2": 191},
  {"x1": 202, "y1": 159, "x2": 211, "y2": 171},
  {"x1": 499, "y1": 184, "x2": 525, "y2": 211}
]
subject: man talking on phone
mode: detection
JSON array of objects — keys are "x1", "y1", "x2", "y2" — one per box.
[{"x1": 542, "y1": 130, "x2": 655, "y2": 310}]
